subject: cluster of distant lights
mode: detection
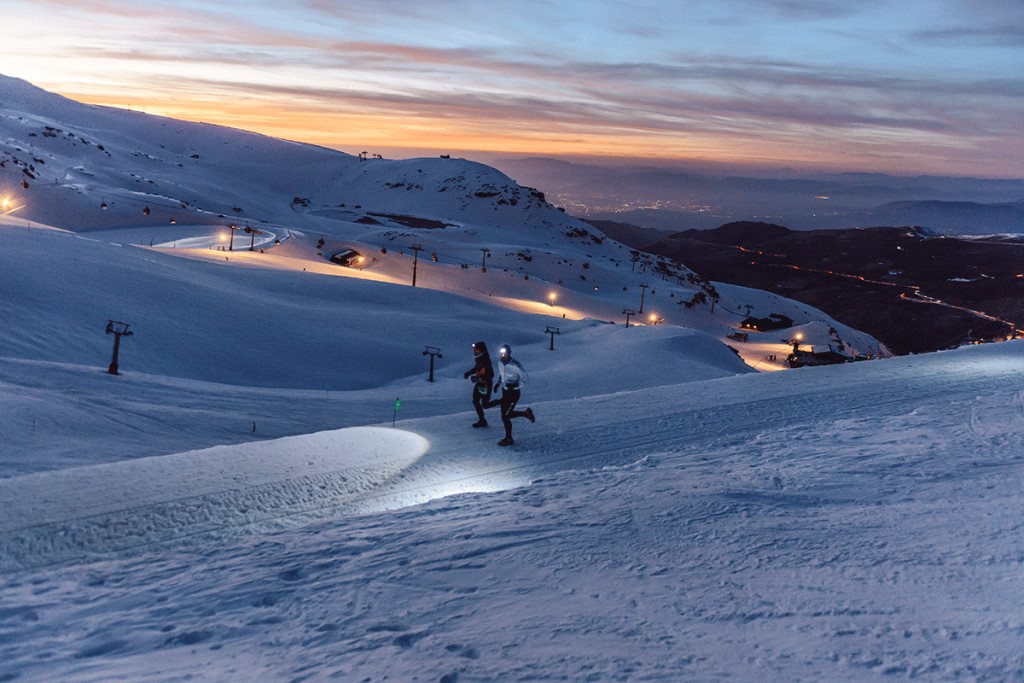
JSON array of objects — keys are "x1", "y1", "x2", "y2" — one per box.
[{"x1": 548, "y1": 290, "x2": 661, "y2": 324}]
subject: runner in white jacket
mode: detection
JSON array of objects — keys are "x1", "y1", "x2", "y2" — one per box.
[{"x1": 486, "y1": 344, "x2": 535, "y2": 446}]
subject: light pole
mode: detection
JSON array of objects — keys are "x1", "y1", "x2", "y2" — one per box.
[
  {"x1": 1, "y1": 197, "x2": 24, "y2": 216},
  {"x1": 422, "y1": 346, "x2": 442, "y2": 382},
  {"x1": 545, "y1": 326, "x2": 560, "y2": 350},
  {"x1": 480, "y1": 248, "x2": 490, "y2": 272},
  {"x1": 227, "y1": 224, "x2": 240, "y2": 251},
  {"x1": 548, "y1": 291, "x2": 557, "y2": 307},
  {"x1": 649, "y1": 314, "x2": 663, "y2": 326},
  {"x1": 638, "y1": 283, "x2": 649, "y2": 313},
  {"x1": 622, "y1": 308, "x2": 636, "y2": 328},
  {"x1": 410, "y1": 244, "x2": 423, "y2": 286}
]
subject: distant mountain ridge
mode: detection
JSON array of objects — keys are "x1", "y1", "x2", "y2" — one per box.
[
  {"x1": 853, "y1": 199, "x2": 1024, "y2": 234},
  {"x1": 589, "y1": 199, "x2": 1024, "y2": 236},
  {"x1": 0, "y1": 74, "x2": 566, "y2": 243},
  {"x1": 489, "y1": 156, "x2": 1024, "y2": 236}
]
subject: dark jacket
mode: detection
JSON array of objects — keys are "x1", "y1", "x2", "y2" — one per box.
[{"x1": 465, "y1": 350, "x2": 494, "y2": 386}]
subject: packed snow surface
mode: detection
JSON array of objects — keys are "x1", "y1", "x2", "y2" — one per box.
[{"x1": 3, "y1": 219, "x2": 1023, "y2": 680}]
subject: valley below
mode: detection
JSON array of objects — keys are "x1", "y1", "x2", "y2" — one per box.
[{"x1": 622, "y1": 221, "x2": 1024, "y2": 355}]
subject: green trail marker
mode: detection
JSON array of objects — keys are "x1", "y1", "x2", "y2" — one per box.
[{"x1": 393, "y1": 397, "x2": 401, "y2": 426}]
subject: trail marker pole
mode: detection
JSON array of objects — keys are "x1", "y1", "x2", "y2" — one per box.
[
  {"x1": 105, "y1": 320, "x2": 133, "y2": 375},
  {"x1": 423, "y1": 346, "x2": 442, "y2": 381},
  {"x1": 393, "y1": 398, "x2": 401, "y2": 426}
]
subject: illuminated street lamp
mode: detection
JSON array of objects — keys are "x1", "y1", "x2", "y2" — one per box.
[
  {"x1": 1, "y1": 197, "x2": 24, "y2": 216},
  {"x1": 791, "y1": 332, "x2": 804, "y2": 351},
  {"x1": 649, "y1": 313, "x2": 663, "y2": 326},
  {"x1": 227, "y1": 224, "x2": 240, "y2": 251},
  {"x1": 548, "y1": 291, "x2": 557, "y2": 307}
]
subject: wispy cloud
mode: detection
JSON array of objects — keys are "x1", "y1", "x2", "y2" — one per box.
[{"x1": 4, "y1": 0, "x2": 1022, "y2": 176}]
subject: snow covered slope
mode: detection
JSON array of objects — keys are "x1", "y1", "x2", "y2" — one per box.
[
  {"x1": 1, "y1": 73, "x2": 887, "y2": 369},
  {"x1": 11, "y1": 75, "x2": 1015, "y2": 682},
  {"x1": 3, "y1": 317, "x2": 1024, "y2": 681}
]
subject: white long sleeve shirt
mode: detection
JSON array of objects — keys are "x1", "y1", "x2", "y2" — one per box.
[{"x1": 498, "y1": 358, "x2": 528, "y2": 389}]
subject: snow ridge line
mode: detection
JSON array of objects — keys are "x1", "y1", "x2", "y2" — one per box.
[{"x1": 0, "y1": 459, "x2": 412, "y2": 571}]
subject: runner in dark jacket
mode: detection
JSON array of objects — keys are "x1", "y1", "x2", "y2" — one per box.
[{"x1": 463, "y1": 341, "x2": 495, "y2": 428}]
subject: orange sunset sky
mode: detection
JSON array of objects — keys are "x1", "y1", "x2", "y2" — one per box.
[{"x1": 3, "y1": 0, "x2": 1022, "y2": 177}]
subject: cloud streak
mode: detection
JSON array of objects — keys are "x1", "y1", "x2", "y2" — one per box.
[{"x1": 3, "y1": 0, "x2": 1022, "y2": 177}]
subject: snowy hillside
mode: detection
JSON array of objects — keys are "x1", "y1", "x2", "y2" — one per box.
[
  {"x1": 1, "y1": 73, "x2": 886, "y2": 372},
  {"x1": 3, "y1": 233, "x2": 1024, "y2": 679},
  {"x1": 7, "y1": 75, "x2": 1021, "y2": 681}
]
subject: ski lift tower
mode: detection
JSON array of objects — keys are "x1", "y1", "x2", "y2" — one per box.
[
  {"x1": 545, "y1": 326, "x2": 560, "y2": 350},
  {"x1": 422, "y1": 345, "x2": 443, "y2": 382},
  {"x1": 105, "y1": 320, "x2": 134, "y2": 375},
  {"x1": 243, "y1": 225, "x2": 263, "y2": 251},
  {"x1": 638, "y1": 283, "x2": 650, "y2": 313}
]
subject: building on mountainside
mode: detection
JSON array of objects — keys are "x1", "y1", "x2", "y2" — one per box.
[
  {"x1": 786, "y1": 344, "x2": 852, "y2": 368},
  {"x1": 740, "y1": 313, "x2": 794, "y2": 332}
]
